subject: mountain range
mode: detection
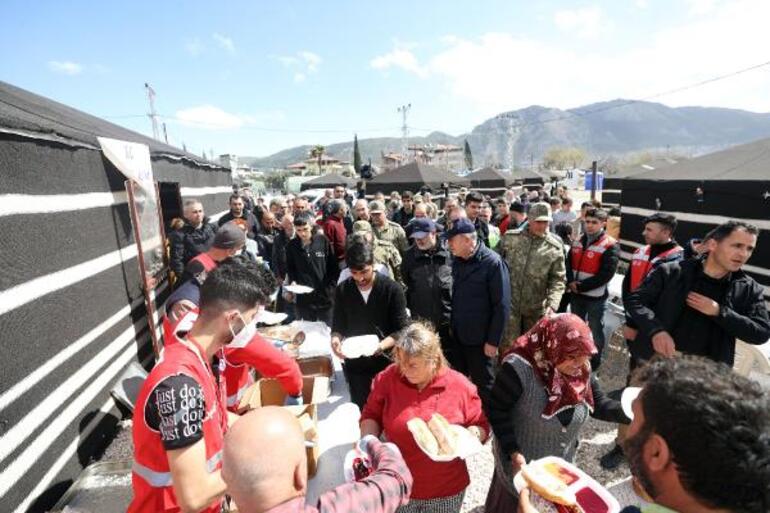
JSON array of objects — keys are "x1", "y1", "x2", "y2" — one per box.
[{"x1": 241, "y1": 99, "x2": 770, "y2": 169}]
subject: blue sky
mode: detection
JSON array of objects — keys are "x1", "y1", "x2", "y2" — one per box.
[{"x1": 3, "y1": 0, "x2": 770, "y2": 158}]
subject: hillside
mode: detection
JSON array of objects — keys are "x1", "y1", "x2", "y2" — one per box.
[{"x1": 243, "y1": 100, "x2": 770, "y2": 168}]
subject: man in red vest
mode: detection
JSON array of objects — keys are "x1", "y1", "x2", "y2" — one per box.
[
  {"x1": 129, "y1": 261, "x2": 270, "y2": 513},
  {"x1": 568, "y1": 207, "x2": 619, "y2": 370},
  {"x1": 180, "y1": 222, "x2": 246, "y2": 284},
  {"x1": 600, "y1": 212, "x2": 682, "y2": 470}
]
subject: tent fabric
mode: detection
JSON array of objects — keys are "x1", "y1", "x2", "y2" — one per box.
[
  {"x1": 367, "y1": 161, "x2": 468, "y2": 193},
  {"x1": 604, "y1": 157, "x2": 681, "y2": 207},
  {"x1": 466, "y1": 167, "x2": 514, "y2": 190},
  {"x1": 299, "y1": 172, "x2": 356, "y2": 191},
  {"x1": 618, "y1": 139, "x2": 770, "y2": 297},
  {"x1": 511, "y1": 167, "x2": 545, "y2": 185},
  {"x1": 0, "y1": 80, "x2": 226, "y2": 171}
]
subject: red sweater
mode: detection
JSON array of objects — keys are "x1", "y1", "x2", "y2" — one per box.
[
  {"x1": 360, "y1": 365, "x2": 489, "y2": 499},
  {"x1": 323, "y1": 216, "x2": 347, "y2": 262}
]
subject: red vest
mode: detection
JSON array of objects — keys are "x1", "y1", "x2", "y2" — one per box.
[
  {"x1": 629, "y1": 244, "x2": 683, "y2": 291},
  {"x1": 189, "y1": 252, "x2": 217, "y2": 272},
  {"x1": 570, "y1": 233, "x2": 617, "y2": 297},
  {"x1": 163, "y1": 310, "x2": 254, "y2": 413},
  {"x1": 128, "y1": 336, "x2": 227, "y2": 513}
]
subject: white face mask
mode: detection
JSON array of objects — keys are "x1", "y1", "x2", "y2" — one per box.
[{"x1": 228, "y1": 310, "x2": 259, "y2": 349}]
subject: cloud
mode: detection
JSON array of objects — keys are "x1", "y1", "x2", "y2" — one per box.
[
  {"x1": 47, "y1": 60, "x2": 83, "y2": 75},
  {"x1": 553, "y1": 5, "x2": 612, "y2": 39},
  {"x1": 274, "y1": 51, "x2": 322, "y2": 82},
  {"x1": 683, "y1": 0, "x2": 719, "y2": 15},
  {"x1": 174, "y1": 105, "x2": 285, "y2": 130},
  {"x1": 394, "y1": 0, "x2": 770, "y2": 117},
  {"x1": 185, "y1": 39, "x2": 204, "y2": 57},
  {"x1": 370, "y1": 48, "x2": 428, "y2": 78},
  {"x1": 636, "y1": 0, "x2": 649, "y2": 8},
  {"x1": 176, "y1": 105, "x2": 247, "y2": 130},
  {"x1": 213, "y1": 33, "x2": 235, "y2": 54}
]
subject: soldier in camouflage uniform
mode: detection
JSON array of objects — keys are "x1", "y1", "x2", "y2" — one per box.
[
  {"x1": 497, "y1": 202, "x2": 566, "y2": 353},
  {"x1": 369, "y1": 200, "x2": 409, "y2": 254},
  {"x1": 351, "y1": 220, "x2": 403, "y2": 284}
]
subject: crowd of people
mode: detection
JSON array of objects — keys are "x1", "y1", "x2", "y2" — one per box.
[{"x1": 130, "y1": 181, "x2": 770, "y2": 513}]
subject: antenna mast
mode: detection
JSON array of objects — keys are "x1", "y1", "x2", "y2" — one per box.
[
  {"x1": 145, "y1": 83, "x2": 160, "y2": 140},
  {"x1": 397, "y1": 103, "x2": 411, "y2": 160}
]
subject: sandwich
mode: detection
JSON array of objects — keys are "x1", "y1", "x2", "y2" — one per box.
[
  {"x1": 407, "y1": 413, "x2": 459, "y2": 456},
  {"x1": 521, "y1": 461, "x2": 580, "y2": 509}
]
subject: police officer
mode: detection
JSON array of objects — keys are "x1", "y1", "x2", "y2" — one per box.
[
  {"x1": 129, "y1": 262, "x2": 270, "y2": 513},
  {"x1": 369, "y1": 200, "x2": 408, "y2": 254},
  {"x1": 497, "y1": 202, "x2": 566, "y2": 354}
]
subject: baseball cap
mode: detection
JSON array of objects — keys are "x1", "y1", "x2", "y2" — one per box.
[
  {"x1": 446, "y1": 217, "x2": 476, "y2": 239},
  {"x1": 353, "y1": 220, "x2": 373, "y2": 234},
  {"x1": 213, "y1": 222, "x2": 246, "y2": 249},
  {"x1": 368, "y1": 200, "x2": 386, "y2": 214},
  {"x1": 409, "y1": 218, "x2": 436, "y2": 239},
  {"x1": 528, "y1": 202, "x2": 552, "y2": 222}
]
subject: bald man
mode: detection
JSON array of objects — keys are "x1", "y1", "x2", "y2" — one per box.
[{"x1": 222, "y1": 407, "x2": 413, "y2": 513}]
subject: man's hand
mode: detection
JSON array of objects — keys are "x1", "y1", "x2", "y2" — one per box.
[
  {"x1": 483, "y1": 343, "x2": 498, "y2": 358},
  {"x1": 568, "y1": 281, "x2": 579, "y2": 293},
  {"x1": 169, "y1": 300, "x2": 197, "y2": 323},
  {"x1": 622, "y1": 325, "x2": 638, "y2": 341},
  {"x1": 517, "y1": 488, "x2": 540, "y2": 513},
  {"x1": 686, "y1": 292, "x2": 720, "y2": 317},
  {"x1": 510, "y1": 452, "x2": 526, "y2": 475},
  {"x1": 331, "y1": 336, "x2": 346, "y2": 359},
  {"x1": 652, "y1": 331, "x2": 676, "y2": 357}
]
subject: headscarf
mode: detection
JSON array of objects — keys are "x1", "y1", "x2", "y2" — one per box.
[{"x1": 503, "y1": 313, "x2": 597, "y2": 418}]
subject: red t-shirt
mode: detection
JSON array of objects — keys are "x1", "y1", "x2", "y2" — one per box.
[{"x1": 360, "y1": 365, "x2": 489, "y2": 499}]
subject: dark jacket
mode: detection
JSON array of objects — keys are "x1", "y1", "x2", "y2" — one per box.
[
  {"x1": 391, "y1": 207, "x2": 414, "y2": 228},
  {"x1": 473, "y1": 217, "x2": 491, "y2": 247},
  {"x1": 622, "y1": 240, "x2": 683, "y2": 326},
  {"x1": 218, "y1": 210, "x2": 259, "y2": 239},
  {"x1": 567, "y1": 230, "x2": 619, "y2": 299},
  {"x1": 271, "y1": 228, "x2": 292, "y2": 280},
  {"x1": 626, "y1": 257, "x2": 770, "y2": 365},
  {"x1": 286, "y1": 234, "x2": 339, "y2": 311},
  {"x1": 169, "y1": 220, "x2": 217, "y2": 276},
  {"x1": 255, "y1": 226, "x2": 279, "y2": 265},
  {"x1": 401, "y1": 243, "x2": 452, "y2": 329},
  {"x1": 451, "y1": 242, "x2": 512, "y2": 346}
]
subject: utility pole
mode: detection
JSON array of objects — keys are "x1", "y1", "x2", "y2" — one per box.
[
  {"x1": 162, "y1": 122, "x2": 169, "y2": 144},
  {"x1": 144, "y1": 83, "x2": 160, "y2": 140},
  {"x1": 397, "y1": 103, "x2": 411, "y2": 160},
  {"x1": 590, "y1": 160, "x2": 598, "y2": 200}
]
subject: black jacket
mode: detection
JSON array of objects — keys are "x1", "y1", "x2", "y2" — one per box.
[
  {"x1": 271, "y1": 228, "x2": 292, "y2": 280},
  {"x1": 401, "y1": 243, "x2": 452, "y2": 329},
  {"x1": 391, "y1": 207, "x2": 414, "y2": 228},
  {"x1": 473, "y1": 217, "x2": 491, "y2": 247},
  {"x1": 255, "y1": 226, "x2": 279, "y2": 265},
  {"x1": 626, "y1": 257, "x2": 770, "y2": 365},
  {"x1": 169, "y1": 221, "x2": 217, "y2": 276},
  {"x1": 218, "y1": 210, "x2": 259, "y2": 239},
  {"x1": 286, "y1": 234, "x2": 339, "y2": 311}
]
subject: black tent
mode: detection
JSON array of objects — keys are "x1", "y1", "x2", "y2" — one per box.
[
  {"x1": 603, "y1": 157, "x2": 681, "y2": 208},
  {"x1": 366, "y1": 161, "x2": 468, "y2": 193},
  {"x1": 466, "y1": 167, "x2": 514, "y2": 192},
  {"x1": 511, "y1": 168, "x2": 545, "y2": 189},
  {"x1": 619, "y1": 138, "x2": 770, "y2": 302},
  {"x1": 299, "y1": 171, "x2": 355, "y2": 191},
  {"x1": 0, "y1": 81, "x2": 232, "y2": 512}
]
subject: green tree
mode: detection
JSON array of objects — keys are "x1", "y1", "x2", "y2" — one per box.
[
  {"x1": 464, "y1": 139, "x2": 473, "y2": 170},
  {"x1": 310, "y1": 144, "x2": 326, "y2": 175},
  {"x1": 353, "y1": 134, "x2": 362, "y2": 175}
]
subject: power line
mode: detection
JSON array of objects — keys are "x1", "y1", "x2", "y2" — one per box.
[{"x1": 100, "y1": 58, "x2": 770, "y2": 135}]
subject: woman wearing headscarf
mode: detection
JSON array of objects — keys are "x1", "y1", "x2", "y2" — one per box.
[
  {"x1": 484, "y1": 313, "x2": 629, "y2": 511},
  {"x1": 360, "y1": 322, "x2": 490, "y2": 513}
]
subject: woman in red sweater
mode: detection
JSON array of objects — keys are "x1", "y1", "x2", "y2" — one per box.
[{"x1": 360, "y1": 322, "x2": 489, "y2": 513}]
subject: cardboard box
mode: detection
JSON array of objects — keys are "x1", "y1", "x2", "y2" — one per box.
[
  {"x1": 237, "y1": 376, "x2": 330, "y2": 476},
  {"x1": 297, "y1": 356, "x2": 334, "y2": 395}
]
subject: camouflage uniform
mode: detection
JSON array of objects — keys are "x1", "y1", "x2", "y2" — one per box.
[
  {"x1": 497, "y1": 226, "x2": 566, "y2": 353},
  {"x1": 373, "y1": 238, "x2": 403, "y2": 284},
  {"x1": 372, "y1": 221, "x2": 408, "y2": 254}
]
